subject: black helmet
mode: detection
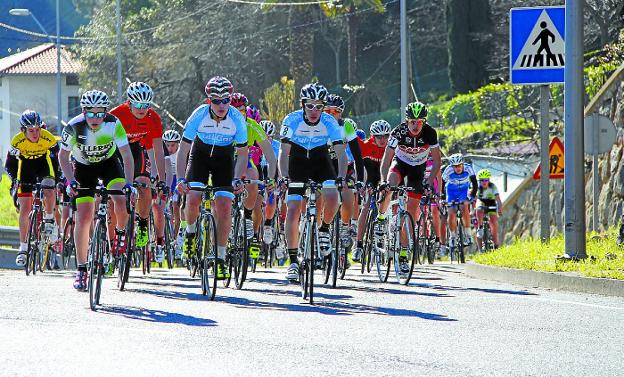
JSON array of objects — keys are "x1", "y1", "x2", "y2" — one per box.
[
  {"x1": 325, "y1": 94, "x2": 345, "y2": 112},
  {"x1": 20, "y1": 110, "x2": 42, "y2": 128}
]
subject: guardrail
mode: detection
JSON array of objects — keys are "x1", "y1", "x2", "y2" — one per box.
[{"x1": 0, "y1": 226, "x2": 20, "y2": 248}]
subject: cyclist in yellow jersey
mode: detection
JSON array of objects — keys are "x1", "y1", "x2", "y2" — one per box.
[
  {"x1": 4, "y1": 110, "x2": 60, "y2": 267},
  {"x1": 230, "y1": 93, "x2": 277, "y2": 256}
]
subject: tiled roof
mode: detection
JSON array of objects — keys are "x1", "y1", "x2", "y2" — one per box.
[{"x1": 0, "y1": 43, "x2": 80, "y2": 75}]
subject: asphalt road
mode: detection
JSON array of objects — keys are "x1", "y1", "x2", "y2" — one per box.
[{"x1": 0, "y1": 263, "x2": 623, "y2": 377}]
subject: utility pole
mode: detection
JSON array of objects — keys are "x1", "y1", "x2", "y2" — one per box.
[
  {"x1": 56, "y1": 0, "x2": 61, "y2": 133},
  {"x1": 400, "y1": 0, "x2": 408, "y2": 110},
  {"x1": 564, "y1": 0, "x2": 586, "y2": 258},
  {"x1": 116, "y1": 0, "x2": 123, "y2": 103},
  {"x1": 539, "y1": 85, "x2": 550, "y2": 242}
]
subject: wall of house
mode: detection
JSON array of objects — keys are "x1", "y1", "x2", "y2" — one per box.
[{"x1": 0, "y1": 74, "x2": 81, "y2": 157}]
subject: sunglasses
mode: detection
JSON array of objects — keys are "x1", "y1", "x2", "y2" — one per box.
[
  {"x1": 131, "y1": 101, "x2": 151, "y2": 110},
  {"x1": 304, "y1": 103, "x2": 324, "y2": 110},
  {"x1": 480, "y1": 179, "x2": 490, "y2": 183},
  {"x1": 85, "y1": 111, "x2": 106, "y2": 119},
  {"x1": 211, "y1": 97, "x2": 231, "y2": 105},
  {"x1": 324, "y1": 108, "x2": 341, "y2": 115}
]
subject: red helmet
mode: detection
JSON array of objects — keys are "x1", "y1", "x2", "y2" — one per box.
[{"x1": 231, "y1": 93, "x2": 249, "y2": 108}]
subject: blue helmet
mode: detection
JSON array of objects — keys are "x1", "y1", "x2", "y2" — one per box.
[{"x1": 20, "y1": 110, "x2": 42, "y2": 128}]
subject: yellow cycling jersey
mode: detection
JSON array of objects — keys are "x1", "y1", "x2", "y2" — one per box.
[{"x1": 9, "y1": 129, "x2": 58, "y2": 160}]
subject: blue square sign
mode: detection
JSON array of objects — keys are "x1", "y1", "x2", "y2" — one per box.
[{"x1": 510, "y1": 6, "x2": 565, "y2": 85}]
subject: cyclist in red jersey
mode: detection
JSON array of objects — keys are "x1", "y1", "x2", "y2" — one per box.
[
  {"x1": 353, "y1": 120, "x2": 390, "y2": 262},
  {"x1": 110, "y1": 82, "x2": 168, "y2": 263}
]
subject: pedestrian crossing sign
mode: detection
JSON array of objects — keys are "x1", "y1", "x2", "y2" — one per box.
[{"x1": 510, "y1": 6, "x2": 565, "y2": 85}]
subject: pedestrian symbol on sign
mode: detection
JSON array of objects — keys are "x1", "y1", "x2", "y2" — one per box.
[{"x1": 512, "y1": 9, "x2": 565, "y2": 71}]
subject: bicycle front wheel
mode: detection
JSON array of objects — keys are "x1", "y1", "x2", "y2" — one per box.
[
  {"x1": 200, "y1": 214, "x2": 218, "y2": 300},
  {"x1": 393, "y1": 212, "x2": 417, "y2": 285},
  {"x1": 62, "y1": 219, "x2": 76, "y2": 270},
  {"x1": 232, "y1": 213, "x2": 249, "y2": 289},
  {"x1": 89, "y1": 222, "x2": 106, "y2": 310},
  {"x1": 164, "y1": 214, "x2": 175, "y2": 269}
]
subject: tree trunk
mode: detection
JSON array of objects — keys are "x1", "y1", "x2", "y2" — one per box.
[
  {"x1": 335, "y1": 49, "x2": 341, "y2": 85},
  {"x1": 289, "y1": 6, "x2": 314, "y2": 96},
  {"x1": 346, "y1": 5, "x2": 358, "y2": 83}
]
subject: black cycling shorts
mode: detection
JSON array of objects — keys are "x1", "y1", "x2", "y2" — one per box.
[
  {"x1": 74, "y1": 156, "x2": 125, "y2": 202},
  {"x1": 185, "y1": 140, "x2": 234, "y2": 191},
  {"x1": 16, "y1": 156, "x2": 56, "y2": 195},
  {"x1": 389, "y1": 158, "x2": 426, "y2": 196},
  {"x1": 288, "y1": 144, "x2": 336, "y2": 196}
]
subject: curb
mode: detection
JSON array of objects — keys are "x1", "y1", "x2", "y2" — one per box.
[
  {"x1": 0, "y1": 248, "x2": 20, "y2": 270},
  {"x1": 464, "y1": 262, "x2": 624, "y2": 298}
]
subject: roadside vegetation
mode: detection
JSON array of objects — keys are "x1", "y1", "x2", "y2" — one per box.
[
  {"x1": 473, "y1": 228, "x2": 624, "y2": 280},
  {"x1": 0, "y1": 176, "x2": 18, "y2": 227}
]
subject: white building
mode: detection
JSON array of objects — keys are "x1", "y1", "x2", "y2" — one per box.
[{"x1": 0, "y1": 43, "x2": 81, "y2": 158}]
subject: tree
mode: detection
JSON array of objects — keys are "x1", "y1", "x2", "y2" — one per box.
[{"x1": 446, "y1": 0, "x2": 492, "y2": 94}]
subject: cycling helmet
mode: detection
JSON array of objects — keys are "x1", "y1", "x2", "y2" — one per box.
[
  {"x1": 356, "y1": 128, "x2": 366, "y2": 140},
  {"x1": 405, "y1": 101, "x2": 428, "y2": 119},
  {"x1": 448, "y1": 153, "x2": 464, "y2": 166},
  {"x1": 300, "y1": 83, "x2": 328, "y2": 102},
  {"x1": 162, "y1": 129, "x2": 181, "y2": 142},
  {"x1": 260, "y1": 120, "x2": 276, "y2": 137},
  {"x1": 126, "y1": 81, "x2": 153, "y2": 103},
  {"x1": 19, "y1": 110, "x2": 42, "y2": 128},
  {"x1": 230, "y1": 93, "x2": 248, "y2": 108},
  {"x1": 477, "y1": 169, "x2": 492, "y2": 180},
  {"x1": 80, "y1": 90, "x2": 110, "y2": 109},
  {"x1": 369, "y1": 120, "x2": 391, "y2": 136},
  {"x1": 205, "y1": 76, "x2": 233, "y2": 98},
  {"x1": 325, "y1": 94, "x2": 345, "y2": 112},
  {"x1": 246, "y1": 105, "x2": 262, "y2": 123}
]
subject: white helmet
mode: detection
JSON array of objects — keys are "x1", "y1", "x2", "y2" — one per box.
[
  {"x1": 448, "y1": 153, "x2": 464, "y2": 166},
  {"x1": 162, "y1": 129, "x2": 181, "y2": 142},
  {"x1": 370, "y1": 120, "x2": 391, "y2": 136},
  {"x1": 260, "y1": 120, "x2": 276, "y2": 137},
  {"x1": 127, "y1": 82, "x2": 153, "y2": 103},
  {"x1": 80, "y1": 90, "x2": 110, "y2": 109}
]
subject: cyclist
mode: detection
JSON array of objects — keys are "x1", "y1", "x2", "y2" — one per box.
[
  {"x1": 230, "y1": 93, "x2": 277, "y2": 260},
  {"x1": 475, "y1": 169, "x2": 503, "y2": 248},
  {"x1": 280, "y1": 83, "x2": 348, "y2": 281},
  {"x1": 163, "y1": 129, "x2": 184, "y2": 258},
  {"x1": 110, "y1": 81, "x2": 168, "y2": 263},
  {"x1": 324, "y1": 94, "x2": 364, "y2": 251},
  {"x1": 377, "y1": 101, "x2": 442, "y2": 274},
  {"x1": 5, "y1": 110, "x2": 60, "y2": 267},
  {"x1": 441, "y1": 153, "x2": 477, "y2": 248},
  {"x1": 425, "y1": 154, "x2": 446, "y2": 256},
  {"x1": 175, "y1": 76, "x2": 248, "y2": 279},
  {"x1": 58, "y1": 90, "x2": 134, "y2": 290},
  {"x1": 353, "y1": 119, "x2": 390, "y2": 262}
]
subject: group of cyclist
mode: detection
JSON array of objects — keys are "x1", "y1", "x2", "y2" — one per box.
[{"x1": 4, "y1": 76, "x2": 504, "y2": 291}]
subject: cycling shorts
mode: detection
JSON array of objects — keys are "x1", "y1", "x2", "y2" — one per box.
[
  {"x1": 478, "y1": 199, "x2": 498, "y2": 214},
  {"x1": 16, "y1": 156, "x2": 56, "y2": 196},
  {"x1": 130, "y1": 142, "x2": 150, "y2": 178},
  {"x1": 389, "y1": 158, "x2": 426, "y2": 199},
  {"x1": 288, "y1": 144, "x2": 336, "y2": 197},
  {"x1": 185, "y1": 140, "x2": 234, "y2": 194},
  {"x1": 74, "y1": 156, "x2": 125, "y2": 203}
]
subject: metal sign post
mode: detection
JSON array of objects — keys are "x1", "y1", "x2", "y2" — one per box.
[{"x1": 539, "y1": 85, "x2": 550, "y2": 242}]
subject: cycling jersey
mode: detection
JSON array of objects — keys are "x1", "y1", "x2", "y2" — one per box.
[
  {"x1": 328, "y1": 118, "x2": 357, "y2": 162},
  {"x1": 388, "y1": 122, "x2": 439, "y2": 166},
  {"x1": 280, "y1": 110, "x2": 343, "y2": 150},
  {"x1": 5, "y1": 129, "x2": 59, "y2": 186},
  {"x1": 360, "y1": 137, "x2": 385, "y2": 185},
  {"x1": 182, "y1": 105, "x2": 247, "y2": 147},
  {"x1": 247, "y1": 118, "x2": 267, "y2": 167},
  {"x1": 8, "y1": 129, "x2": 57, "y2": 160},
  {"x1": 260, "y1": 139, "x2": 280, "y2": 168},
  {"x1": 110, "y1": 103, "x2": 163, "y2": 150},
  {"x1": 61, "y1": 113, "x2": 129, "y2": 165},
  {"x1": 442, "y1": 163, "x2": 477, "y2": 203},
  {"x1": 477, "y1": 183, "x2": 499, "y2": 212}
]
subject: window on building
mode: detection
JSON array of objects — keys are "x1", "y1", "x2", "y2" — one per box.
[
  {"x1": 66, "y1": 75, "x2": 79, "y2": 86},
  {"x1": 68, "y1": 97, "x2": 80, "y2": 119}
]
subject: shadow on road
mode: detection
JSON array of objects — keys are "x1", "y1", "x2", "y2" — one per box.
[
  {"x1": 409, "y1": 282, "x2": 536, "y2": 296},
  {"x1": 128, "y1": 287, "x2": 207, "y2": 301},
  {"x1": 218, "y1": 295, "x2": 456, "y2": 321},
  {"x1": 97, "y1": 304, "x2": 217, "y2": 326}
]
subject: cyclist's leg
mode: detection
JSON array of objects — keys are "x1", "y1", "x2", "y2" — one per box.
[
  {"x1": 17, "y1": 194, "x2": 33, "y2": 263},
  {"x1": 213, "y1": 194, "x2": 233, "y2": 259},
  {"x1": 490, "y1": 213, "x2": 500, "y2": 247},
  {"x1": 475, "y1": 207, "x2": 485, "y2": 248},
  {"x1": 378, "y1": 160, "x2": 404, "y2": 215}
]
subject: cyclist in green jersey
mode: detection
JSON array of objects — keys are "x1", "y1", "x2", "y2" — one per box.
[{"x1": 475, "y1": 169, "x2": 503, "y2": 248}]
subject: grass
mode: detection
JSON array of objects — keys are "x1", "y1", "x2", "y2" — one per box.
[
  {"x1": 473, "y1": 227, "x2": 624, "y2": 280},
  {"x1": 0, "y1": 175, "x2": 19, "y2": 227}
]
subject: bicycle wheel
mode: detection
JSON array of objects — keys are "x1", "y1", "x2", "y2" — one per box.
[
  {"x1": 164, "y1": 214, "x2": 175, "y2": 269},
  {"x1": 26, "y1": 209, "x2": 41, "y2": 276},
  {"x1": 40, "y1": 241, "x2": 52, "y2": 272},
  {"x1": 483, "y1": 225, "x2": 494, "y2": 251},
  {"x1": 62, "y1": 219, "x2": 76, "y2": 270},
  {"x1": 118, "y1": 209, "x2": 135, "y2": 291},
  {"x1": 200, "y1": 214, "x2": 218, "y2": 300},
  {"x1": 233, "y1": 213, "x2": 249, "y2": 289},
  {"x1": 88, "y1": 222, "x2": 105, "y2": 310},
  {"x1": 457, "y1": 224, "x2": 466, "y2": 264},
  {"x1": 308, "y1": 225, "x2": 316, "y2": 304},
  {"x1": 393, "y1": 212, "x2": 417, "y2": 285}
]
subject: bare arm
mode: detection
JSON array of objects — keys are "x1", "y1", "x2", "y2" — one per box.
[
  {"x1": 118, "y1": 144, "x2": 135, "y2": 184},
  {"x1": 258, "y1": 139, "x2": 277, "y2": 179},
  {"x1": 234, "y1": 146, "x2": 248, "y2": 179},
  {"x1": 380, "y1": 147, "x2": 395, "y2": 183},
  {"x1": 279, "y1": 143, "x2": 291, "y2": 179},
  {"x1": 429, "y1": 147, "x2": 442, "y2": 179},
  {"x1": 151, "y1": 138, "x2": 168, "y2": 186},
  {"x1": 59, "y1": 149, "x2": 74, "y2": 183},
  {"x1": 176, "y1": 141, "x2": 191, "y2": 180},
  {"x1": 333, "y1": 143, "x2": 348, "y2": 179}
]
